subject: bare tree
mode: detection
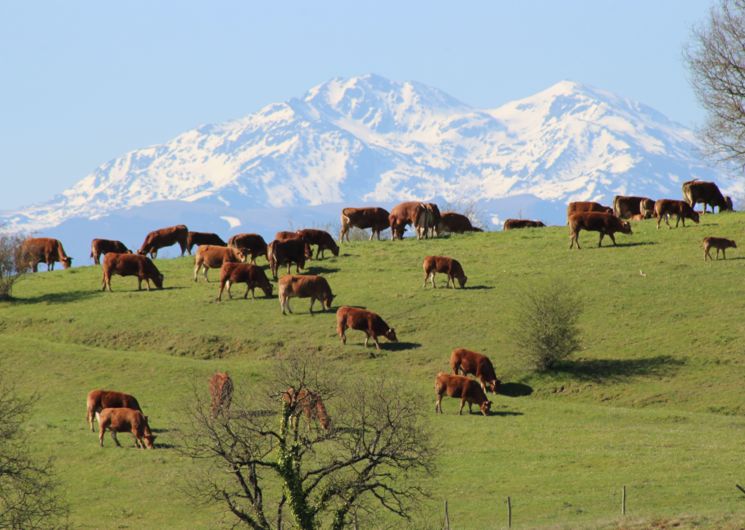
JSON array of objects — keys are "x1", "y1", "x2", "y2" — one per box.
[
  {"x1": 0, "y1": 379, "x2": 68, "y2": 529},
  {"x1": 0, "y1": 232, "x2": 27, "y2": 301},
  {"x1": 181, "y1": 357, "x2": 435, "y2": 529},
  {"x1": 685, "y1": 0, "x2": 745, "y2": 165}
]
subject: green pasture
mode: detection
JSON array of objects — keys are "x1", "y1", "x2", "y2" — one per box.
[{"x1": 3, "y1": 212, "x2": 745, "y2": 529}]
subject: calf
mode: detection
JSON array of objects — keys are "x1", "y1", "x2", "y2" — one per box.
[
  {"x1": 436, "y1": 212, "x2": 484, "y2": 235},
  {"x1": 422, "y1": 256, "x2": 467, "y2": 288},
  {"x1": 20, "y1": 237, "x2": 73, "y2": 272},
  {"x1": 228, "y1": 233, "x2": 268, "y2": 264},
  {"x1": 186, "y1": 231, "x2": 226, "y2": 254},
  {"x1": 217, "y1": 262, "x2": 273, "y2": 301},
  {"x1": 86, "y1": 389, "x2": 142, "y2": 432},
  {"x1": 339, "y1": 207, "x2": 390, "y2": 242},
  {"x1": 137, "y1": 224, "x2": 188, "y2": 258},
  {"x1": 102, "y1": 253, "x2": 163, "y2": 291},
  {"x1": 296, "y1": 228, "x2": 339, "y2": 259},
  {"x1": 278, "y1": 274, "x2": 334, "y2": 315},
  {"x1": 209, "y1": 372, "x2": 233, "y2": 417},
  {"x1": 434, "y1": 373, "x2": 491, "y2": 416},
  {"x1": 703, "y1": 237, "x2": 737, "y2": 261},
  {"x1": 639, "y1": 198, "x2": 656, "y2": 218},
  {"x1": 268, "y1": 239, "x2": 312, "y2": 279},
  {"x1": 568, "y1": 212, "x2": 632, "y2": 249},
  {"x1": 654, "y1": 199, "x2": 700, "y2": 229},
  {"x1": 613, "y1": 195, "x2": 653, "y2": 219},
  {"x1": 193, "y1": 245, "x2": 245, "y2": 282},
  {"x1": 282, "y1": 387, "x2": 331, "y2": 431},
  {"x1": 503, "y1": 219, "x2": 546, "y2": 230},
  {"x1": 389, "y1": 201, "x2": 425, "y2": 240},
  {"x1": 90, "y1": 238, "x2": 130, "y2": 265},
  {"x1": 98, "y1": 408, "x2": 156, "y2": 449},
  {"x1": 450, "y1": 348, "x2": 501, "y2": 394},
  {"x1": 336, "y1": 306, "x2": 397, "y2": 350}
]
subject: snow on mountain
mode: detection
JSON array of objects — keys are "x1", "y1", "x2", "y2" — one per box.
[{"x1": 1, "y1": 74, "x2": 737, "y2": 253}]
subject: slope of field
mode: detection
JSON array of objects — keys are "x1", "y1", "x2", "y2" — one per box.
[{"x1": 3, "y1": 213, "x2": 745, "y2": 529}]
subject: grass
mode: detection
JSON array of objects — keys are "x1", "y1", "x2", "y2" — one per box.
[{"x1": 3, "y1": 212, "x2": 745, "y2": 528}]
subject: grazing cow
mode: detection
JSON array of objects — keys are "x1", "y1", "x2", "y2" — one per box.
[
  {"x1": 102, "y1": 253, "x2": 164, "y2": 291},
  {"x1": 415, "y1": 203, "x2": 442, "y2": 239},
  {"x1": 336, "y1": 306, "x2": 397, "y2": 350},
  {"x1": 434, "y1": 373, "x2": 492, "y2": 416},
  {"x1": 186, "y1": 231, "x2": 226, "y2": 254},
  {"x1": 90, "y1": 238, "x2": 130, "y2": 265},
  {"x1": 216, "y1": 262, "x2": 273, "y2": 301},
  {"x1": 422, "y1": 256, "x2": 467, "y2": 288},
  {"x1": 278, "y1": 274, "x2": 334, "y2": 315},
  {"x1": 703, "y1": 237, "x2": 737, "y2": 261},
  {"x1": 436, "y1": 212, "x2": 484, "y2": 235},
  {"x1": 275, "y1": 230, "x2": 302, "y2": 242},
  {"x1": 389, "y1": 201, "x2": 426, "y2": 240},
  {"x1": 193, "y1": 245, "x2": 244, "y2": 282},
  {"x1": 209, "y1": 372, "x2": 233, "y2": 417},
  {"x1": 450, "y1": 349, "x2": 501, "y2": 394},
  {"x1": 20, "y1": 237, "x2": 73, "y2": 272},
  {"x1": 86, "y1": 389, "x2": 142, "y2": 432},
  {"x1": 339, "y1": 207, "x2": 390, "y2": 242},
  {"x1": 654, "y1": 199, "x2": 700, "y2": 229},
  {"x1": 568, "y1": 212, "x2": 632, "y2": 249},
  {"x1": 682, "y1": 180, "x2": 733, "y2": 214},
  {"x1": 296, "y1": 228, "x2": 339, "y2": 259},
  {"x1": 613, "y1": 195, "x2": 654, "y2": 219},
  {"x1": 98, "y1": 408, "x2": 155, "y2": 449},
  {"x1": 228, "y1": 233, "x2": 268, "y2": 264},
  {"x1": 566, "y1": 201, "x2": 614, "y2": 221},
  {"x1": 640, "y1": 198, "x2": 656, "y2": 218},
  {"x1": 282, "y1": 387, "x2": 331, "y2": 431},
  {"x1": 137, "y1": 224, "x2": 188, "y2": 258},
  {"x1": 268, "y1": 239, "x2": 312, "y2": 279},
  {"x1": 503, "y1": 219, "x2": 546, "y2": 230}
]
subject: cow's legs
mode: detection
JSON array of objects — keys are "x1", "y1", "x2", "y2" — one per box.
[
  {"x1": 145, "y1": 279, "x2": 151, "y2": 291},
  {"x1": 722, "y1": 249, "x2": 727, "y2": 259},
  {"x1": 111, "y1": 431, "x2": 121, "y2": 447},
  {"x1": 468, "y1": 402, "x2": 473, "y2": 414},
  {"x1": 309, "y1": 297, "x2": 315, "y2": 314},
  {"x1": 193, "y1": 263, "x2": 200, "y2": 282},
  {"x1": 132, "y1": 433, "x2": 141, "y2": 448},
  {"x1": 372, "y1": 335, "x2": 381, "y2": 351},
  {"x1": 137, "y1": 278, "x2": 142, "y2": 291},
  {"x1": 339, "y1": 324, "x2": 347, "y2": 345},
  {"x1": 203, "y1": 266, "x2": 209, "y2": 282},
  {"x1": 608, "y1": 233, "x2": 617, "y2": 246},
  {"x1": 704, "y1": 247, "x2": 710, "y2": 261},
  {"x1": 431, "y1": 272, "x2": 437, "y2": 288},
  {"x1": 458, "y1": 398, "x2": 465, "y2": 415},
  {"x1": 435, "y1": 394, "x2": 443, "y2": 413},
  {"x1": 99, "y1": 428, "x2": 105, "y2": 447},
  {"x1": 423, "y1": 271, "x2": 429, "y2": 288},
  {"x1": 598, "y1": 233, "x2": 604, "y2": 247}
]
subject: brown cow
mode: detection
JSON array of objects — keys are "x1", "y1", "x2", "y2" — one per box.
[
  {"x1": 186, "y1": 231, "x2": 226, "y2": 254},
  {"x1": 639, "y1": 198, "x2": 656, "y2": 218},
  {"x1": 102, "y1": 253, "x2": 164, "y2": 291},
  {"x1": 282, "y1": 387, "x2": 331, "y2": 431},
  {"x1": 209, "y1": 372, "x2": 233, "y2": 417},
  {"x1": 86, "y1": 389, "x2": 142, "y2": 432},
  {"x1": 415, "y1": 203, "x2": 442, "y2": 239},
  {"x1": 703, "y1": 237, "x2": 737, "y2": 261},
  {"x1": 654, "y1": 199, "x2": 700, "y2": 229},
  {"x1": 423, "y1": 256, "x2": 467, "y2": 288},
  {"x1": 20, "y1": 237, "x2": 73, "y2": 272},
  {"x1": 296, "y1": 228, "x2": 339, "y2": 259},
  {"x1": 278, "y1": 274, "x2": 334, "y2": 315},
  {"x1": 268, "y1": 239, "x2": 312, "y2": 279},
  {"x1": 613, "y1": 195, "x2": 654, "y2": 219},
  {"x1": 568, "y1": 212, "x2": 632, "y2": 249},
  {"x1": 336, "y1": 306, "x2": 397, "y2": 350},
  {"x1": 193, "y1": 245, "x2": 244, "y2": 282},
  {"x1": 450, "y1": 348, "x2": 501, "y2": 394},
  {"x1": 339, "y1": 207, "x2": 390, "y2": 242},
  {"x1": 275, "y1": 230, "x2": 302, "y2": 241},
  {"x1": 90, "y1": 238, "x2": 130, "y2": 265},
  {"x1": 434, "y1": 373, "x2": 491, "y2": 416},
  {"x1": 228, "y1": 233, "x2": 268, "y2": 264},
  {"x1": 683, "y1": 180, "x2": 733, "y2": 214},
  {"x1": 503, "y1": 219, "x2": 546, "y2": 230},
  {"x1": 137, "y1": 224, "x2": 188, "y2": 258},
  {"x1": 566, "y1": 201, "x2": 614, "y2": 221},
  {"x1": 436, "y1": 212, "x2": 484, "y2": 235},
  {"x1": 98, "y1": 407, "x2": 155, "y2": 449},
  {"x1": 389, "y1": 201, "x2": 425, "y2": 240},
  {"x1": 216, "y1": 262, "x2": 273, "y2": 301}
]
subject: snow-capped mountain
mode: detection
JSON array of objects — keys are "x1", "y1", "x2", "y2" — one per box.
[{"x1": 1, "y1": 74, "x2": 736, "y2": 260}]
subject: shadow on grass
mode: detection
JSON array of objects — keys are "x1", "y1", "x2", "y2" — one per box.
[
  {"x1": 499, "y1": 382, "x2": 534, "y2": 397},
  {"x1": 383, "y1": 341, "x2": 422, "y2": 351},
  {"x1": 487, "y1": 410, "x2": 524, "y2": 417},
  {"x1": 552, "y1": 355, "x2": 685, "y2": 382},
  {"x1": 591, "y1": 241, "x2": 657, "y2": 249},
  {"x1": 306, "y1": 266, "x2": 340, "y2": 275},
  {"x1": 466, "y1": 285, "x2": 494, "y2": 290},
  {"x1": 154, "y1": 442, "x2": 179, "y2": 449},
  {"x1": 15, "y1": 290, "x2": 99, "y2": 304}
]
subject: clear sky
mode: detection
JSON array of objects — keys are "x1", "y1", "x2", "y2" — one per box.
[{"x1": 0, "y1": 0, "x2": 714, "y2": 210}]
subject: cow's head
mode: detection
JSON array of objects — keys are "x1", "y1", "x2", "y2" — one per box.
[
  {"x1": 488, "y1": 378, "x2": 501, "y2": 394},
  {"x1": 154, "y1": 273, "x2": 164, "y2": 290},
  {"x1": 324, "y1": 292, "x2": 335, "y2": 309},
  {"x1": 690, "y1": 210, "x2": 700, "y2": 224},
  {"x1": 238, "y1": 247, "x2": 251, "y2": 262},
  {"x1": 619, "y1": 221, "x2": 632, "y2": 235},
  {"x1": 137, "y1": 249, "x2": 147, "y2": 256},
  {"x1": 729, "y1": 239, "x2": 738, "y2": 248},
  {"x1": 479, "y1": 400, "x2": 492, "y2": 416},
  {"x1": 304, "y1": 243, "x2": 313, "y2": 259},
  {"x1": 385, "y1": 328, "x2": 398, "y2": 342},
  {"x1": 457, "y1": 275, "x2": 468, "y2": 288},
  {"x1": 62, "y1": 256, "x2": 73, "y2": 269},
  {"x1": 330, "y1": 241, "x2": 340, "y2": 257},
  {"x1": 143, "y1": 432, "x2": 157, "y2": 449},
  {"x1": 261, "y1": 281, "x2": 273, "y2": 298},
  {"x1": 725, "y1": 196, "x2": 734, "y2": 211}
]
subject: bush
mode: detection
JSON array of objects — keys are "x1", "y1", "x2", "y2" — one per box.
[
  {"x1": 0, "y1": 233, "x2": 26, "y2": 301},
  {"x1": 513, "y1": 282, "x2": 582, "y2": 371}
]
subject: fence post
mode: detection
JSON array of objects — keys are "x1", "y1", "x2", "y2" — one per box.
[
  {"x1": 621, "y1": 486, "x2": 626, "y2": 516},
  {"x1": 507, "y1": 496, "x2": 512, "y2": 528},
  {"x1": 444, "y1": 499, "x2": 450, "y2": 530}
]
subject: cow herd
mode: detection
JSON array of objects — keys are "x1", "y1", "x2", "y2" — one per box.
[{"x1": 16, "y1": 182, "x2": 738, "y2": 447}]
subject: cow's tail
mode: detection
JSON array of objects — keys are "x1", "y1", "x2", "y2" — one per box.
[
  {"x1": 339, "y1": 211, "x2": 350, "y2": 242},
  {"x1": 612, "y1": 196, "x2": 621, "y2": 218},
  {"x1": 682, "y1": 181, "x2": 694, "y2": 206}
]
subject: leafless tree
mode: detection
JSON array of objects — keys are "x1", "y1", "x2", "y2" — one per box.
[
  {"x1": 181, "y1": 357, "x2": 435, "y2": 529},
  {"x1": 0, "y1": 379, "x2": 68, "y2": 529},
  {"x1": 685, "y1": 0, "x2": 745, "y2": 165},
  {"x1": 0, "y1": 232, "x2": 27, "y2": 301}
]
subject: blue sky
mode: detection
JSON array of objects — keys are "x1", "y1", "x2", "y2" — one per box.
[{"x1": 0, "y1": 1, "x2": 714, "y2": 210}]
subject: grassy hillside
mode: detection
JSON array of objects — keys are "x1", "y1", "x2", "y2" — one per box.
[{"x1": 3, "y1": 213, "x2": 745, "y2": 529}]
